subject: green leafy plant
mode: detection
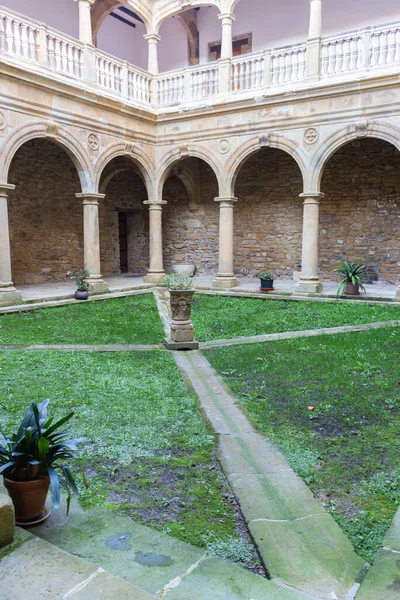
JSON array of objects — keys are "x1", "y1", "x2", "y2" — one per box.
[
  {"x1": 66, "y1": 269, "x2": 90, "y2": 292},
  {"x1": 0, "y1": 399, "x2": 84, "y2": 514},
  {"x1": 257, "y1": 270, "x2": 275, "y2": 280},
  {"x1": 333, "y1": 260, "x2": 367, "y2": 297},
  {"x1": 162, "y1": 273, "x2": 195, "y2": 290}
]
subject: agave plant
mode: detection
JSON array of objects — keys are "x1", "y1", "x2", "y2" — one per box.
[
  {"x1": 0, "y1": 399, "x2": 84, "y2": 514},
  {"x1": 333, "y1": 259, "x2": 367, "y2": 297}
]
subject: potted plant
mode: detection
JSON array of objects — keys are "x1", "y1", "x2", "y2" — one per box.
[
  {"x1": 333, "y1": 260, "x2": 367, "y2": 297},
  {"x1": 162, "y1": 273, "x2": 198, "y2": 349},
  {"x1": 66, "y1": 269, "x2": 90, "y2": 300},
  {"x1": 258, "y1": 270, "x2": 275, "y2": 291},
  {"x1": 0, "y1": 399, "x2": 84, "y2": 524}
]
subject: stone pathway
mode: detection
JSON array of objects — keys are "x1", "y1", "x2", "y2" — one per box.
[
  {"x1": 174, "y1": 350, "x2": 367, "y2": 600},
  {"x1": 0, "y1": 344, "x2": 162, "y2": 352},
  {"x1": 356, "y1": 507, "x2": 400, "y2": 600}
]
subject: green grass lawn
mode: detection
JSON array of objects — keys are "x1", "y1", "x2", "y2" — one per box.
[
  {"x1": 204, "y1": 327, "x2": 400, "y2": 562},
  {"x1": 0, "y1": 294, "x2": 164, "y2": 345},
  {"x1": 0, "y1": 350, "x2": 259, "y2": 570},
  {"x1": 191, "y1": 295, "x2": 400, "y2": 341}
]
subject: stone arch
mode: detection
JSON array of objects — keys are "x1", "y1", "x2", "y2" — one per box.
[
  {"x1": 94, "y1": 142, "x2": 155, "y2": 197},
  {"x1": 311, "y1": 122, "x2": 400, "y2": 192},
  {"x1": 91, "y1": 0, "x2": 152, "y2": 43},
  {"x1": 226, "y1": 135, "x2": 309, "y2": 196},
  {"x1": 0, "y1": 120, "x2": 93, "y2": 192},
  {"x1": 153, "y1": 1, "x2": 223, "y2": 34},
  {"x1": 156, "y1": 146, "x2": 223, "y2": 198}
]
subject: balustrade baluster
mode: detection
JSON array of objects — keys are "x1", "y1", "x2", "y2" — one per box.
[
  {"x1": 371, "y1": 33, "x2": 380, "y2": 67},
  {"x1": 67, "y1": 43, "x2": 74, "y2": 75},
  {"x1": 5, "y1": 17, "x2": 14, "y2": 53},
  {"x1": 395, "y1": 29, "x2": 400, "y2": 62},
  {"x1": 335, "y1": 40, "x2": 343, "y2": 73},
  {"x1": 387, "y1": 29, "x2": 396, "y2": 64},
  {"x1": 0, "y1": 18, "x2": 5, "y2": 52},
  {"x1": 20, "y1": 24, "x2": 29, "y2": 58},
  {"x1": 28, "y1": 27, "x2": 37, "y2": 60}
]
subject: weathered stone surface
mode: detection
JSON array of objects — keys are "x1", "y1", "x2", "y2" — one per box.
[
  {"x1": 0, "y1": 493, "x2": 14, "y2": 548},
  {"x1": 357, "y1": 507, "x2": 400, "y2": 600}
]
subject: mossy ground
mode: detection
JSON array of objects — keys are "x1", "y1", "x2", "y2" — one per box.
[
  {"x1": 0, "y1": 350, "x2": 260, "y2": 571},
  {"x1": 0, "y1": 294, "x2": 164, "y2": 345},
  {"x1": 205, "y1": 326, "x2": 400, "y2": 562},
  {"x1": 191, "y1": 294, "x2": 400, "y2": 341}
]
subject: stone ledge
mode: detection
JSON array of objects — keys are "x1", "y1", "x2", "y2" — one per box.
[{"x1": 0, "y1": 493, "x2": 14, "y2": 548}]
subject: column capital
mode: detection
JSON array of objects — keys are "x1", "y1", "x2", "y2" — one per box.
[
  {"x1": 144, "y1": 200, "x2": 167, "y2": 207},
  {"x1": 0, "y1": 183, "x2": 16, "y2": 196},
  {"x1": 299, "y1": 192, "x2": 325, "y2": 204},
  {"x1": 76, "y1": 192, "x2": 105, "y2": 205},
  {"x1": 214, "y1": 196, "x2": 237, "y2": 205},
  {"x1": 218, "y1": 12, "x2": 236, "y2": 23},
  {"x1": 74, "y1": 0, "x2": 96, "y2": 5},
  {"x1": 144, "y1": 33, "x2": 161, "y2": 43}
]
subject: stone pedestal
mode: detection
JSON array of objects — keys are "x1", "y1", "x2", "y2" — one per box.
[
  {"x1": 164, "y1": 290, "x2": 199, "y2": 350},
  {"x1": 396, "y1": 286, "x2": 400, "y2": 301}
]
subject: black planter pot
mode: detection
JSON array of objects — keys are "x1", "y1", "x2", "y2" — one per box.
[
  {"x1": 260, "y1": 278, "x2": 274, "y2": 291},
  {"x1": 75, "y1": 290, "x2": 89, "y2": 300}
]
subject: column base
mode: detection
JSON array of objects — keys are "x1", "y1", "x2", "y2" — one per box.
[
  {"x1": 86, "y1": 278, "x2": 109, "y2": 295},
  {"x1": 0, "y1": 287, "x2": 23, "y2": 307},
  {"x1": 212, "y1": 276, "x2": 240, "y2": 290},
  {"x1": 294, "y1": 277, "x2": 323, "y2": 295},
  {"x1": 396, "y1": 286, "x2": 400, "y2": 301},
  {"x1": 144, "y1": 272, "x2": 166, "y2": 284}
]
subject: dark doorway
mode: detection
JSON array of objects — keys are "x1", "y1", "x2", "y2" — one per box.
[{"x1": 118, "y1": 212, "x2": 129, "y2": 273}]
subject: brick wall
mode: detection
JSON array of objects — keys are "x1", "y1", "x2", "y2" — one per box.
[
  {"x1": 163, "y1": 161, "x2": 219, "y2": 273},
  {"x1": 321, "y1": 138, "x2": 400, "y2": 283},
  {"x1": 234, "y1": 149, "x2": 303, "y2": 278},
  {"x1": 100, "y1": 171, "x2": 149, "y2": 275},
  {"x1": 8, "y1": 139, "x2": 83, "y2": 285}
]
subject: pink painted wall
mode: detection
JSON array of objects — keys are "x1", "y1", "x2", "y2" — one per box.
[
  {"x1": 322, "y1": 0, "x2": 400, "y2": 34},
  {"x1": 97, "y1": 16, "x2": 148, "y2": 70},
  {"x1": 158, "y1": 17, "x2": 189, "y2": 71},
  {"x1": 2, "y1": 0, "x2": 79, "y2": 38}
]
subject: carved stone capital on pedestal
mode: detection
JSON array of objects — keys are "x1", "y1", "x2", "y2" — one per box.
[
  {"x1": 0, "y1": 183, "x2": 22, "y2": 306},
  {"x1": 0, "y1": 183, "x2": 16, "y2": 197},
  {"x1": 299, "y1": 192, "x2": 325, "y2": 205},
  {"x1": 214, "y1": 196, "x2": 237, "y2": 206},
  {"x1": 218, "y1": 12, "x2": 236, "y2": 24},
  {"x1": 76, "y1": 192, "x2": 105, "y2": 205}
]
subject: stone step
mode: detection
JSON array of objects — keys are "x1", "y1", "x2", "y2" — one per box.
[
  {"x1": 356, "y1": 507, "x2": 400, "y2": 600},
  {"x1": 30, "y1": 500, "x2": 315, "y2": 600},
  {"x1": 0, "y1": 527, "x2": 155, "y2": 600},
  {"x1": 0, "y1": 493, "x2": 14, "y2": 549}
]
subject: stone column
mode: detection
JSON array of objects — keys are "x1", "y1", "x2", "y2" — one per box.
[
  {"x1": 0, "y1": 184, "x2": 22, "y2": 306},
  {"x1": 396, "y1": 285, "x2": 400, "y2": 301},
  {"x1": 76, "y1": 193, "x2": 109, "y2": 294},
  {"x1": 306, "y1": 0, "x2": 322, "y2": 80},
  {"x1": 218, "y1": 12, "x2": 235, "y2": 93},
  {"x1": 74, "y1": 0, "x2": 95, "y2": 45},
  {"x1": 143, "y1": 201, "x2": 166, "y2": 283},
  {"x1": 212, "y1": 197, "x2": 240, "y2": 289},
  {"x1": 294, "y1": 193, "x2": 324, "y2": 294},
  {"x1": 144, "y1": 33, "x2": 161, "y2": 75}
]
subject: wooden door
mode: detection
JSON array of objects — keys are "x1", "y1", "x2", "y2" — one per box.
[{"x1": 118, "y1": 212, "x2": 128, "y2": 273}]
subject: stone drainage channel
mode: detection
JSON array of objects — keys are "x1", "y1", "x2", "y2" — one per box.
[{"x1": 0, "y1": 288, "x2": 399, "y2": 599}]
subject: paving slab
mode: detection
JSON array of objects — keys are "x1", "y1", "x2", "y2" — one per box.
[
  {"x1": 174, "y1": 350, "x2": 367, "y2": 600},
  {"x1": 163, "y1": 556, "x2": 315, "y2": 600},
  {"x1": 357, "y1": 507, "x2": 400, "y2": 600},
  {"x1": 0, "y1": 534, "x2": 154, "y2": 600}
]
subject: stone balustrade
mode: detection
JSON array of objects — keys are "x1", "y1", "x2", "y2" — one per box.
[{"x1": 1, "y1": 6, "x2": 400, "y2": 111}]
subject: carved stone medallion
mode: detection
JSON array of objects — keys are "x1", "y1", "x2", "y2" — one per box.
[
  {"x1": 218, "y1": 139, "x2": 230, "y2": 154},
  {"x1": 304, "y1": 128, "x2": 319, "y2": 145},
  {"x1": 88, "y1": 133, "x2": 99, "y2": 151}
]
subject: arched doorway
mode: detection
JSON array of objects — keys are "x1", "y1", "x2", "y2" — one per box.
[
  {"x1": 320, "y1": 137, "x2": 400, "y2": 283},
  {"x1": 233, "y1": 148, "x2": 303, "y2": 278},
  {"x1": 8, "y1": 139, "x2": 83, "y2": 285},
  {"x1": 99, "y1": 157, "x2": 149, "y2": 276},
  {"x1": 162, "y1": 157, "x2": 219, "y2": 274}
]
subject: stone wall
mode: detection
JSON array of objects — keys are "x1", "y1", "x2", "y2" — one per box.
[
  {"x1": 100, "y1": 171, "x2": 149, "y2": 275},
  {"x1": 163, "y1": 161, "x2": 219, "y2": 274},
  {"x1": 234, "y1": 149, "x2": 303, "y2": 278},
  {"x1": 321, "y1": 138, "x2": 400, "y2": 283},
  {"x1": 8, "y1": 139, "x2": 83, "y2": 285}
]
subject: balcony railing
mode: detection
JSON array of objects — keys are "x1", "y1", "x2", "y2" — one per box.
[{"x1": 1, "y1": 6, "x2": 400, "y2": 112}]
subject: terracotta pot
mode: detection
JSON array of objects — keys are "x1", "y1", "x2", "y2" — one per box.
[
  {"x1": 345, "y1": 283, "x2": 359, "y2": 295},
  {"x1": 4, "y1": 476, "x2": 50, "y2": 523},
  {"x1": 75, "y1": 290, "x2": 89, "y2": 300}
]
